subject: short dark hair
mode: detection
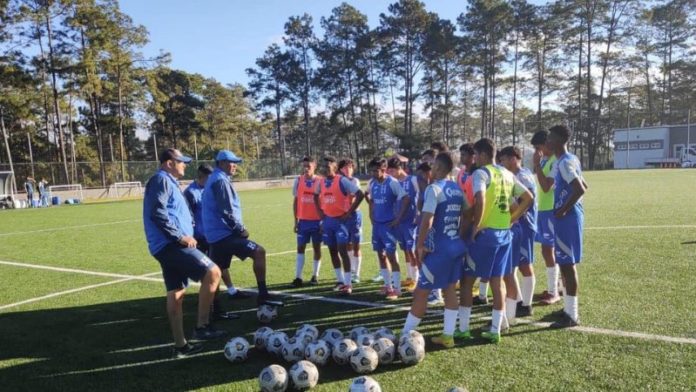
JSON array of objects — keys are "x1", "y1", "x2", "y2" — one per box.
[
  {"x1": 459, "y1": 143, "x2": 474, "y2": 156},
  {"x1": 338, "y1": 158, "x2": 353, "y2": 170},
  {"x1": 499, "y1": 146, "x2": 522, "y2": 160},
  {"x1": 416, "y1": 162, "x2": 432, "y2": 172},
  {"x1": 435, "y1": 152, "x2": 454, "y2": 173},
  {"x1": 421, "y1": 149, "x2": 436, "y2": 159},
  {"x1": 387, "y1": 156, "x2": 404, "y2": 169},
  {"x1": 302, "y1": 156, "x2": 316, "y2": 163},
  {"x1": 368, "y1": 157, "x2": 387, "y2": 169},
  {"x1": 549, "y1": 125, "x2": 572, "y2": 144},
  {"x1": 197, "y1": 163, "x2": 213, "y2": 175},
  {"x1": 473, "y1": 138, "x2": 495, "y2": 159},
  {"x1": 531, "y1": 130, "x2": 548, "y2": 146},
  {"x1": 431, "y1": 141, "x2": 449, "y2": 152},
  {"x1": 322, "y1": 156, "x2": 337, "y2": 164}
]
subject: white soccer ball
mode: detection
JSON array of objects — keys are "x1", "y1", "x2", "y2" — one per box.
[
  {"x1": 281, "y1": 337, "x2": 307, "y2": 363},
  {"x1": 258, "y1": 364, "x2": 289, "y2": 392},
  {"x1": 446, "y1": 387, "x2": 469, "y2": 392},
  {"x1": 398, "y1": 330, "x2": 425, "y2": 349},
  {"x1": 296, "y1": 323, "x2": 319, "y2": 340},
  {"x1": 223, "y1": 337, "x2": 250, "y2": 363},
  {"x1": 289, "y1": 360, "x2": 319, "y2": 390},
  {"x1": 349, "y1": 346, "x2": 379, "y2": 374},
  {"x1": 304, "y1": 339, "x2": 331, "y2": 366},
  {"x1": 296, "y1": 331, "x2": 316, "y2": 347},
  {"x1": 355, "y1": 333, "x2": 375, "y2": 347},
  {"x1": 398, "y1": 335, "x2": 425, "y2": 365},
  {"x1": 267, "y1": 331, "x2": 289, "y2": 356},
  {"x1": 370, "y1": 337, "x2": 396, "y2": 365},
  {"x1": 320, "y1": 328, "x2": 343, "y2": 346},
  {"x1": 254, "y1": 326, "x2": 274, "y2": 350},
  {"x1": 332, "y1": 338, "x2": 358, "y2": 365},
  {"x1": 257, "y1": 304, "x2": 278, "y2": 324},
  {"x1": 373, "y1": 327, "x2": 397, "y2": 344},
  {"x1": 350, "y1": 326, "x2": 370, "y2": 341},
  {"x1": 349, "y1": 376, "x2": 382, "y2": 392}
]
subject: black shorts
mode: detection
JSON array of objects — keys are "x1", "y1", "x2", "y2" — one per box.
[
  {"x1": 209, "y1": 235, "x2": 260, "y2": 269},
  {"x1": 195, "y1": 236, "x2": 210, "y2": 254},
  {"x1": 153, "y1": 243, "x2": 215, "y2": 292}
]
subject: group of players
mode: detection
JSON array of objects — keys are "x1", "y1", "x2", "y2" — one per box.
[{"x1": 290, "y1": 124, "x2": 587, "y2": 346}]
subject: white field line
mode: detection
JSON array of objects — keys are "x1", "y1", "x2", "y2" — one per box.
[
  {"x1": 0, "y1": 260, "x2": 163, "y2": 282},
  {"x1": 586, "y1": 224, "x2": 696, "y2": 230},
  {"x1": 0, "y1": 220, "x2": 139, "y2": 237}
]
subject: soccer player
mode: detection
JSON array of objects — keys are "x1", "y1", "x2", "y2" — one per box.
[
  {"x1": 24, "y1": 177, "x2": 35, "y2": 208},
  {"x1": 401, "y1": 152, "x2": 468, "y2": 348},
  {"x1": 202, "y1": 150, "x2": 280, "y2": 307},
  {"x1": 338, "y1": 158, "x2": 363, "y2": 284},
  {"x1": 314, "y1": 156, "x2": 364, "y2": 294},
  {"x1": 532, "y1": 130, "x2": 561, "y2": 305},
  {"x1": 458, "y1": 138, "x2": 533, "y2": 343},
  {"x1": 38, "y1": 178, "x2": 48, "y2": 207},
  {"x1": 547, "y1": 125, "x2": 587, "y2": 328},
  {"x1": 366, "y1": 157, "x2": 410, "y2": 300},
  {"x1": 499, "y1": 146, "x2": 538, "y2": 320},
  {"x1": 143, "y1": 148, "x2": 224, "y2": 358},
  {"x1": 387, "y1": 156, "x2": 420, "y2": 291},
  {"x1": 292, "y1": 157, "x2": 323, "y2": 287}
]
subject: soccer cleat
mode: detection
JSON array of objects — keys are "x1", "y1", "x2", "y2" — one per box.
[
  {"x1": 431, "y1": 333, "x2": 455, "y2": 348},
  {"x1": 427, "y1": 291, "x2": 444, "y2": 306},
  {"x1": 227, "y1": 290, "x2": 252, "y2": 300},
  {"x1": 351, "y1": 275, "x2": 361, "y2": 284},
  {"x1": 338, "y1": 284, "x2": 352, "y2": 295},
  {"x1": 481, "y1": 331, "x2": 501, "y2": 344},
  {"x1": 540, "y1": 292, "x2": 561, "y2": 305},
  {"x1": 309, "y1": 276, "x2": 319, "y2": 285},
  {"x1": 473, "y1": 296, "x2": 489, "y2": 306},
  {"x1": 192, "y1": 324, "x2": 227, "y2": 341},
  {"x1": 172, "y1": 342, "x2": 203, "y2": 359},
  {"x1": 453, "y1": 329, "x2": 473, "y2": 340},
  {"x1": 291, "y1": 278, "x2": 303, "y2": 288},
  {"x1": 516, "y1": 304, "x2": 533, "y2": 317},
  {"x1": 332, "y1": 282, "x2": 343, "y2": 291},
  {"x1": 380, "y1": 285, "x2": 391, "y2": 295},
  {"x1": 550, "y1": 312, "x2": 579, "y2": 329},
  {"x1": 385, "y1": 288, "x2": 399, "y2": 300},
  {"x1": 371, "y1": 274, "x2": 384, "y2": 283},
  {"x1": 403, "y1": 278, "x2": 417, "y2": 292}
]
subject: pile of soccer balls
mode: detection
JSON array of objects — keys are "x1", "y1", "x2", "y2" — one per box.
[{"x1": 223, "y1": 323, "x2": 426, "y2": 391}]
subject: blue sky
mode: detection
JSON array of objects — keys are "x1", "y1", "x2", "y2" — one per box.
[{"x1": 120, "y1": 0, "x2": 487, "y2": 86}]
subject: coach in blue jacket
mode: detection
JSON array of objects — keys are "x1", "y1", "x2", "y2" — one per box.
[
  {"x1": 202, "y1": 150, "x2": 280, "y2": 307},
  {"x1": 143, "y1": 148, "x2": 226, "y2": 358}
]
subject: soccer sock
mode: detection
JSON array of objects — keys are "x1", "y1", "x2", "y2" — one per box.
[
  {"x1": 406, "y1": 264, "x2": 414, "y2": 280},
  {"x1": 380, "y1": 269, "x2": 390, "y2": 288},
  {"x1": 355, "y1": 255, "x2": 362, "y2": 277},
  {"x1": 257, "y1": 280, "x2": 268, "y2": 297},
  {"x1": 547, "y1": 266, "x2": 558, "y2": 296},
  {"x1": 514, "y1": 274, "x2": 522, "y2": 302},
  {"x1": 334, "y1": 268, "x2": 344, "y2": 283},
  {"x1": 505, "y1": 298, "x2": 517, "y2": 325},
  {"x1": 564, "y1": 295, "x2": 579, "y2": 321},
  {"x1": 443, "y1": 309, "x2": 457, "y2": 335},
  {"x1": 479, "y1": 282, "x2": 488, "y2": 299},
  {"x1": 392, "y1": 271, "x2": 401, "y2": 292},
  {"x1": 413, "y1": 267, "x2": 420, "y2": 283},
  {"x1": 491, "y1": 309, "x2": 504, "y2": 333},
  {"x1": 402, "y1": 312, "x2": 422, "y2": 333},
  {"x1": 437, "y1": 288, "x2": 443, "y2": 299},
  {"x1": 458, "y1": 306, "x2": 472, "y2": 332},
  {"x1": 350, "y1": 254, "x2": 357, "y2": 274},
  {"x1": 521, "y1": 276, "x2": 535, "y2": 306},
  {"x1": 295, "y1": 254, "x2": 305, "y2": 279},
  {"x1": 344, "y1": 271, "x2": 352, "y2": 286},
  {"x1": 312, "y1": 260, "x2": 321, "y2": 278}
]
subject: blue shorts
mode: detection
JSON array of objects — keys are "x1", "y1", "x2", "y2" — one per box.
[
  {"x1": 552, "y1": 211, "x2": 584, "y2": 265},
  {"x1": 463, "y1": 229, "x2": 512, "y2": 279},
  {"x1": 535, "y1": 210, "x2": 555, "y2": 246},
  {"x1": 346, "y1": 211, "x2": 363, "y2": 244},
  {"x1": 396, "y1": 222, "x2": 417, "y2": 251},
  {"x1": 297, "y1": 219, "x2": 322, "y2": 246},
  {"x1": 417, "y1": 241, "x2": 466, "y2": 290},
  {"x1": 371, "y1": 221, "x2": 398, "y2": 254},
  {"x1": 510, "y1": 224, "x2": 535, "y2": 272},
  {"x1": 209, "y1": 235, "x2": 260, "y2": 269},
  {"x1": 153, "y1": 243, "x2": 216, "y2": 292},
  {"x1": 322, "y1": 216, "x2": 350, "y2": 247}
]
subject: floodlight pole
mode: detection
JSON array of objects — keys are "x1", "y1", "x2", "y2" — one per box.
[
  {"x1": 153, "y1": 133, "x2": 158, "y2": 162},
  {"x1": 0, "y1": 106, "x2": 18, "y2": 193},
  {"x1": 27, "y1": 132, "x2": 35, "y2": 178}
]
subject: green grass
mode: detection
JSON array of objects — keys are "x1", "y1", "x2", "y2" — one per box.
[{"x1": 0, "y1": 169, "x2": 695, "y2": 391}]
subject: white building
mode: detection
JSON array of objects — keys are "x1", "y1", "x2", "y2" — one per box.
[{"x1": 613, "y1": 125, "x2": 696, "y2": 169}]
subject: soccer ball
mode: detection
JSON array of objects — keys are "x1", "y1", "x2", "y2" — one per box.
[
  {"x1": 373, "y1": 327, "x2": 396, "y2": 344},
  {"x1": 254, "y1": 327, "x2": 274, "y2": 350},
  {"x1": 295, "y1": 323, "x2": 319, "y2": 340},
  {"x1": 350, "y1": 326, "x2": 370, "y2": 341},
  {"x1": 349, "y1": 346, "x2": 379, "y2": 374},
  {"x1": 446, "y1": 388, "x2": 469, "y2": 392},
  {"x1": 355, "y1": 333, "x2": 375, "y2": 347},
  {"x1": 296, "y1": 331, "x2": 316, "y2": 347},
  {"x1": 281, "y1": 337, "x2": 307, "y2": 363},
  {"x1": 397, "y1": 335, "x2": 425, "y2": 365},
  {"x1": 258, "y1": 364, "x2": 288, "y2": 392},
  {"x1": 332, "y1": 338, "x2": 358, "y2": 365},
  {"x1": 289, "y1": 360, "x2": 319, "y2": 390},
  {"x1": 304, "y1": 339, "x2": 331, "y2": 366},
  {"x1": 267, "y1": 331, "x2": 289, "y2": 356},
  {"x1": 349, "y1": 376, "x2": 382, "y2": 392},
  {"x1": 224, "y1": 337, "x2": 250, "y2": 363},
  {"x1": 370, "y1": 337, "x2": 396, "y2": 365},
  {"x1": 320, "y1": 328, "x2": 343, "y2": 346},
  {"x1": 398, "y1": 330, "x2": 425, "y2": 349},
  {"x1": 257, "y1": 304, "x2": 278, "y2": 324}
]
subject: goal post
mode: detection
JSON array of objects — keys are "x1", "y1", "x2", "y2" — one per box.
[
  {"x1": 108, "y1": 181, "x2": 143, "y2": 198},
  {"x1": 48, "y1": 184, "x2": 84, "y2": 203}
]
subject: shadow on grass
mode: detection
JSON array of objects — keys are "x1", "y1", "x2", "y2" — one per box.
[{"x1": 680, "y1": 241, "x2": 696, "y2": 245}]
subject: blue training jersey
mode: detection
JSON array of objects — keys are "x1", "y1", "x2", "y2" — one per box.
[
  {"x1": 553, "y1": 153, "x2": 584, "y2": 217},
  {"x1": 398, "y1": 175, "x2": 419, "y2": 225},
  {"x1": 422, "y1": 179, "x2": 467, "y2": 253},
  {"x1": 183, "y1": 181, "x2": 205, "y2": 239},
  {"x1": 514, "y1": 167, "x2": 537, "y2": 232},
  {"x1": 143, "y1": 169, "x2": 193, "y2": 255},
  {"x1": 367, "y1": 175, "x2": 405, "y2": 224},
  {"x1": 202, "y1": 168, "x2": 245, "y2": 243}
]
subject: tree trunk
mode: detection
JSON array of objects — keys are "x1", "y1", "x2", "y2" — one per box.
[
  {"x1": 512, "y1": 31, "x2": 519, "y2": 144},
  {"x1": 45, "y1": 9, "x2": 70, "y2": 183}
]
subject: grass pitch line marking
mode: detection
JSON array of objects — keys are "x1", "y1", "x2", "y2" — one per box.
[
  {"x1": 0, "y1": 260, "x2": 163, "y2": 282},
  {"x1": 0, "y1": 219, "x2": 139, "y2": 237},
  {"x1": 586, "y1": 224, "x2": 696, "y2": 230}
]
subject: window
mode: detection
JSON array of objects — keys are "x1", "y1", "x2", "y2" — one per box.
[{"x1": 650, "y1": 142, "x2": 662, "y2": 149}]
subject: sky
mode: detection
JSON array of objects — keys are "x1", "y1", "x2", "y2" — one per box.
[{"x1": 119, "y1": 0, "x2": 494, "y2": 87}]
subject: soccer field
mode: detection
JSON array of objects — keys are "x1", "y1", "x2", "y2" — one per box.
[{"x1": 0, "y1": 169, "x2": 695, "y2": 391}]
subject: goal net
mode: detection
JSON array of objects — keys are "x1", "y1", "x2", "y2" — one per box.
[
  {"x1": 0, "y1": 171, "x2": 15, "y2": 198},
  {"x1": 108, "y1": 181, "x2": 143, "y2": 198},
  {"x1": 48, "y1": 184, "x2": 84, "y2": 203}
]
